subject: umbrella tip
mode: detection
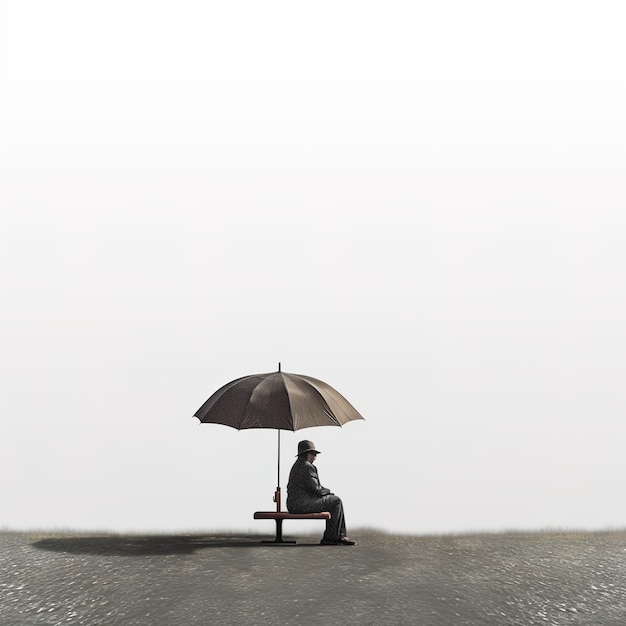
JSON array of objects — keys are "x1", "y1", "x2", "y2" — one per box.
[{"x1": 278, "y1": 362, "x2": 281, "y2": 372}]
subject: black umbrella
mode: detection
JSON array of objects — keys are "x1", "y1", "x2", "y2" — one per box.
[{"x1": 194, "y1": 364, "x2": 364, "y2": 510}]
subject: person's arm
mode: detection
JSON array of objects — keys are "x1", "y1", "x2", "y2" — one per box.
[{"x1": 305, "y1": 463, "x2": 332, "y2": 497}]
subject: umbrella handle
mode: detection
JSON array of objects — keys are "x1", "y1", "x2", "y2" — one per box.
[{"x1": 273, "y1": 487, "x2": 281, "y2": 512}]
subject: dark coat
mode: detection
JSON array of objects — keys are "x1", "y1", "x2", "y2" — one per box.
[
  {"x1": 286, "y1": 457, "x2": 331, "y2": 511},
  {"x1": 286, "y1": 456, "x2": 348, "y2": 542}
]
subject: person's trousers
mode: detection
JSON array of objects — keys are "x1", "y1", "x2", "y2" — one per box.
[{"x1": 288, "y1": 495, "x2": 347, "y2": 541}]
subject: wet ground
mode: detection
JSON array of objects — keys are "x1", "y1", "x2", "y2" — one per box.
[{"x1": 2, "y1": 529, "x2": 626, "y2": 625}]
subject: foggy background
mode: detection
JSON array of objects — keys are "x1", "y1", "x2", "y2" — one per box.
[{"x1": 2, "y1": 2, "x2": 625, "y2": 535}]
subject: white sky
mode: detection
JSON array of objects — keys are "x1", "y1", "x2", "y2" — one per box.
[{"x1": 1, "y1": 1, "x2": 626, "y2": 535}]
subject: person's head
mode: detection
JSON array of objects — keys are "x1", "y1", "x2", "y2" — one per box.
[{"x1": 297, "y1": 440, "x2": 320, "y2": 462}]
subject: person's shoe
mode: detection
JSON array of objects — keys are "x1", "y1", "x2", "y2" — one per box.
[
  {"x1": 320, "y1": 538, "x2": 340, "y2": 545},
  {"x1": 339, "y1": 537, "x2": 356, "y2": 546}
]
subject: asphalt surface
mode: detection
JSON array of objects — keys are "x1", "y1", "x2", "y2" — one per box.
[{"x1": 2, "y1": 530, "x2": 626, "y2": 625}]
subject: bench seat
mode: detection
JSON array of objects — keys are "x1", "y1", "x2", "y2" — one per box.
[{"x1": 253, "y1": 511, "x2": 331, "y2": 543}]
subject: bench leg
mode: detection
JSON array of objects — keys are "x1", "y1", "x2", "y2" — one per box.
[{"x1": 260, "y1": 519, "x2": 296, "y2": 544}]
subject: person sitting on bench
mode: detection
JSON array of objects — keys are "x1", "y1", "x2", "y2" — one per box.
[{"x1": 286, "y1": 440, "x2": 356, "y2": 546}]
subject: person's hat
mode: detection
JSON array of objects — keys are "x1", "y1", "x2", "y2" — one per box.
[{"x1": 297, "y1": 440, "x2": 321, "y2": 456}]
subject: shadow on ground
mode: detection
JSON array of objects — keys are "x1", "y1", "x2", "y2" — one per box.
[{"x1": 31, "y1": 534, "x2": 323, "y2": 556}]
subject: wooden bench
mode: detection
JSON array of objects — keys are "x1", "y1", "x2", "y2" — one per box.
[{"x1": 253, "y1": 511, "x2": 331, "y2": 544}]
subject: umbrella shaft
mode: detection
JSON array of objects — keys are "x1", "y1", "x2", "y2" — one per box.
[
  {"x1": 277, "y1": 429, "x2": 281, "y2": 487},
  {"x1": 276, "y1": 430, "x2": 281, "y2": 511}
]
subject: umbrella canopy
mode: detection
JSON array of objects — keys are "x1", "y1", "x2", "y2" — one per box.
[
  {"x1": 194, "y1": 365, "x2": 364, "y2": 510},
  {"x1": 194, "y1": 368, "x2": 364, "y2": 430}
]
